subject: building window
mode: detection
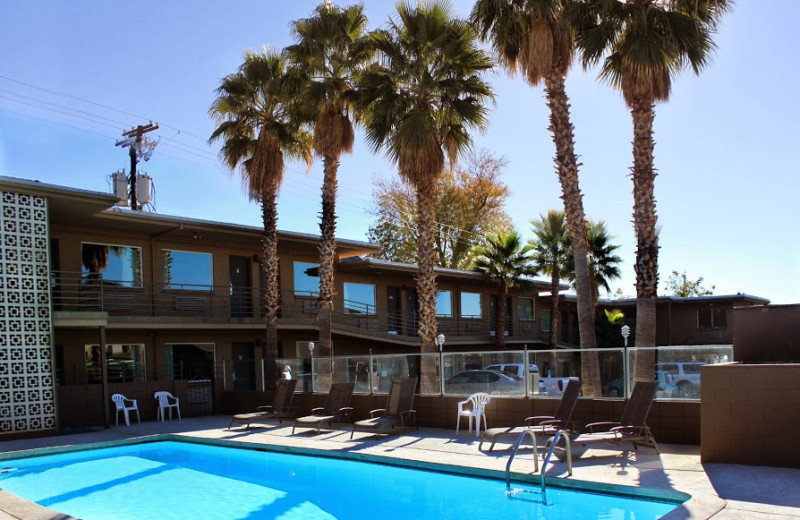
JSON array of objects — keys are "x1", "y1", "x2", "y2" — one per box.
[
  {"x1": 698, "y1": 308, "x2": 727, "y2": 329},
  {"x1": 85, "y1": 344, "x2": 146, "y2": 384},
  {"x1": 162, "y1": 250, "x2": 212, "y2": 290},
  {"x1": 293, "y1": 261, "x2": 319, "y2": 297},
  {"x1": 165, "y1": 343, "x2": 216, "y2": 381},
  {"x1": 81, "y1": 242, "x2": 142, "y2": 287},
  {"x1": 460, "y1": 292, "x2": 481, "y2": 317},
  {"x1": 343, "y1": 282, "x2": 376, "y2": 314},
  {"x1": 540, "y1": 310, "x2": 551, "y2": 333},
  {"x1": 436, "y1": 290, "x2": 453, "y2": 317},
  {"x1": 518, "y1": 297, "x2": 535, "y2": 321}
]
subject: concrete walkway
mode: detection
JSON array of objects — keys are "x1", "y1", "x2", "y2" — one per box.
[{"x1": 0, "y1": 416, "x2": 798, "y2": 519}]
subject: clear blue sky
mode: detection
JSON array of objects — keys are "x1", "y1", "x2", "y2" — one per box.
[{"x1": 1, "y1": 1, "x2": 798, "y2": 304}]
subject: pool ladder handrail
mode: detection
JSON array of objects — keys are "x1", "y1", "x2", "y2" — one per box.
[
  {"x1": 505, "y1": 428, "x2": 539, "y2": 490},
  {"x1": 504, "y1": 428, "x2": 572, "y2": 505}
]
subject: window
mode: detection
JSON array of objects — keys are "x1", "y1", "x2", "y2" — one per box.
[
  {"x1": 460, "y1": 292, "x2": 481, "y2": 317},
  {"x1": 165, "y1": 343, "x2": 215, "y2": 381},
  {"x1": 540, "y1": 310, "x2": 551, "y2": 333},
  {"x1": 81, "y1": 242, "x2": 142, "y2": 287},
  {"x1": 518, "y1": 298, "x2": 535, "y2": 320},
  {"x1": 343, "y1": 282, "x2": 376, "y2": 314},
  {"x1": 698, "y1": 307, "x2": 727, "y2": 329},
  {"x1": 436, "y1": 290, "x2": 453, "y2": 317},
  {"x1": 85, "y1": 344, "x2": 145, "y2": 383},
  {"x1": 293, "y1": 261, "x2": 319, "y2": 296},
  {"x1": 162, "y1": 250, "x2": 212, "y2": 290}
]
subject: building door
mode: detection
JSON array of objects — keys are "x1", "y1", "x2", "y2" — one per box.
[
  {"x1": 387, "y1": 286, "x2": 401, "y2": 334},
  {"x1": 229, "y1": 255, "x2": 252, "y2": 318},
  {"x1": 404, "y1": 288, "x2": 418, "y2": 336},
  {"x1": 490, "y1": 295, "x2": 513, "y2": 336},
  {"x1": 232, "y1": 342, "x2": 255, "y2": 391}
]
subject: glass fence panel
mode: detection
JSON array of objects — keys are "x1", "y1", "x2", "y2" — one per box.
[
  {"x1": 526, "y1": 348, "x2": 626, "y2": 397},
  {"x1": 628, "y1": 345, "x2": 733, "y2": 399},
  {"x1": 442, "y1": 351, "x2": 525, "y2": 397},
  {"x1": 275, "y1": 357, "x2": 309, "y2": 392}
]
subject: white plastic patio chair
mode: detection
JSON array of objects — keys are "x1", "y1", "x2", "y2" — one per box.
[
  {"x1": 456, "y1": 392, "x2": 491, "y2": 437},
  {"x1": 154, "y1": 391, "x2": 181, "y2": 421},
  {"x1": 111, "y1": 393, "x2": 140, "y2": 426}
]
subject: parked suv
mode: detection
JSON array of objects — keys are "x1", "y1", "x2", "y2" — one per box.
[{"x1": 656, "y1": 362, "x2": 705, "y2": 398}]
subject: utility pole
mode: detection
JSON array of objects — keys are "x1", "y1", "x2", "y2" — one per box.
[{"x1": 116, "y1": 122, "x2": 158, "y2": 210}]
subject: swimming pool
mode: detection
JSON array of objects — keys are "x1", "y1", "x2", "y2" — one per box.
[{"x1": 0, "y1": 439, "x2": 685, "y2": 519}]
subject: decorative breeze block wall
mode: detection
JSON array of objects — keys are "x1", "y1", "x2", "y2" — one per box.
[{"x1": 0, "y1": 190, "x2": 56, "y2": 433}]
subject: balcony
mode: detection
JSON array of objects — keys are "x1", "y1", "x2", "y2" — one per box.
[{"x1": 51, "y1": 271, "x2": 547, "y2": 342}]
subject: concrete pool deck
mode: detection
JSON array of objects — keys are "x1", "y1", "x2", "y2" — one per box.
[{"x1": 0, "y1": 416, "x2": 798, "y2": 519}]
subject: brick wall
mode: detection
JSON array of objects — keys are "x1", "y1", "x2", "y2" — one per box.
[{"x1": 701, "y1": 363, "x2": 800, "y2": 467}]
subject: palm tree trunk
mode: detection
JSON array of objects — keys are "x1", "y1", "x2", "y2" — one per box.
[
  {"x1": 549, "y1": 269, "x2": 560, "y2": 347},
  {"x1": 416, "y1": 176, "x2": 439, "y2": 394},
  {"x1": 631, "y1": 99, "x2": 659, "y2": 382},
  {"x1": 317, "y1": 153, "x2": 339, "y2": 390},
  {"x1": 495, "y1": 282, "x2": 508, "y2": 349},
  {"x1": 544, "y1": 69, "x2": 601, "y2": 396},
  {"x1": 261, "y1": 188, "x2": 281, "y2": 390}
]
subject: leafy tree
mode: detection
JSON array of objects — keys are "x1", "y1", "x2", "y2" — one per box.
[
  {"x1": 473, "y1": 231, "x2": 536, "y2": 349},
  {"x1": 367, "y1": 150, "x2": 512, "y2": 270},
  {"x1": 665, "y1": 270, "x2": 715, "y2": 297},
  {"x1": 285, "y1": 3, "x2": 372, "y2": 380},
  {"x1": 358, "y1": 2, "x2": 493, "y2": 394},
  {"x1": 572, "y1": 0, "x2": 731, "y2": 382},
  {"x1": 209, "y1": 50, "x2": 312, "y2": 389},
  {"x1": 530, "y1": 210, "x2": 570, "y2": 348}
]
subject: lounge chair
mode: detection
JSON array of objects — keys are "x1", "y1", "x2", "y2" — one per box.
[
  {"x1": 479, "y1": 378, "x2": 582, "y2": 452},
  {"x1": 228, "y1": 379, "x2": 298, "y2": 430},
  {"x1": 292, "y1": 382, "x2": 355, "y2": 434},
  {"x1": 554, "y1": 380, "x2": 659, "y2": 459},
  {"x1": 351, "y1": 377, "x2": 417, "y2": 439}
]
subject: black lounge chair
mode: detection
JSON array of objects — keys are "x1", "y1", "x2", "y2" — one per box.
[
  {"x1": 553, "y1": 380, "x2": 659, "y2": 459},
  {"x1": 351, "y1": 377, "x2": 417, "y2": 439},
  {"x1": 292, "y1": 382, "x2": 356, "y2": 434},
  {"x1": 228, "y1": 379, "x2": 298, "y2": 430},
  {"x1": 479, "y1": 377, "x2": 582, "y2": 451}
]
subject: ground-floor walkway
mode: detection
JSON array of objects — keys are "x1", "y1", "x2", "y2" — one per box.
[{"x1": 0, "y1": 416, "x2": 798, "y2": 519}]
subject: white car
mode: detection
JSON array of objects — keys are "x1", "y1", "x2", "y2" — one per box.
[
  {"x1": 483, "y1": 363, "x2": 548, "y2": 394},
  {"x1": 656, "y1": 362, "x2": 705, "y2": 398}
]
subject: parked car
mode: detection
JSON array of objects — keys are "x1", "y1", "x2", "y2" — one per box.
[
  {"x1": 444, "y1": 370, "x2": 523, "y2": 396},
  {"x1": 483, "y1": 363, "x2": 548, "y2": 394},
  {"x1": 656, "y1": 362, "x2": 705, "y2": 398},
  {"x1": 602, "y1": 370, "x2": 679, "y2": 398}
]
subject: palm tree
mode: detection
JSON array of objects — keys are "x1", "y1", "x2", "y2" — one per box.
[
  {"x1": 566, "y1": 220, "x2": 622, "y2": 308},
  {"x1": 209, "y1": 49, "x2": 312, "y2": 389},
  {"x1": 471, "y1": 0, "x2": 597, "y2": 353},
  {"x1": 529, "y1": 210, "x2": 570, "y2": 348},
  {"x1": 572, "y1": 0, "x2": 730, "y2": 381},
  {"x1": 285, "y1": 3, "x2": 372, "y2": 373},
  {"x1": 358, "y1": 2, "x2": 494, "y2": 394},
  {"x1": 473, "y1": 231, "x2": 535, "y2": 349}
]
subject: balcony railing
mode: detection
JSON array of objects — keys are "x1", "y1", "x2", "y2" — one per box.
[{"x1": 51, "y1": 271, "x2": 548, "y2": 341}]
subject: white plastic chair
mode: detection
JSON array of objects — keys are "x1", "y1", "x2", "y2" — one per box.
[
  {"x1": 456, "y1": 392, "x2": 491, "y2": 437},
  {"x1": 154, "y1": 391, "x2": 181, "y2": 421},
  {"x1": 111, "y1": 393, "x2": 140, "y2": 426}
]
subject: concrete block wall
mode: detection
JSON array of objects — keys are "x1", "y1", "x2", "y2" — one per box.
[{"x1": 701, "y1": 363, "x2": 800, "y2": 467}]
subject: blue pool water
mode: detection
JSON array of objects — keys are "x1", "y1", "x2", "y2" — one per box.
[{"x1": 0, "y1": 440, "x2": 682, "y2": 520}]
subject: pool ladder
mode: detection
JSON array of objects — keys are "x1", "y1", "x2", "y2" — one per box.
[{"x1": 504, "y1": 428, "x2": 572, "y2": 505}]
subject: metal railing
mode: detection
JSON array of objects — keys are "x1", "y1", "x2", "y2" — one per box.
[{"x1": 50, "y1": 271, "x2": 547, "y2": 341}]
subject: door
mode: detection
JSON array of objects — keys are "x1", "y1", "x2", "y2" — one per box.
[
  {"x1": 490, "y1": 295, "x2": 513, "y2": 336},
  {"x1": 229, "y1": 255, "x2": 252, "y2": 318},
  {"x1": 387, "y1": 286, "x2": 401, "y2": 334},
  {"x1": 404, "y1": 288, "x2": 418, "y2": 336},
  {"x1": 232, "y1": 342, "x2": 255, "y2": 391}
]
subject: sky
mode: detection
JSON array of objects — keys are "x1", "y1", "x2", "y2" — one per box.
[{"x1": 1, "y1": 1, "x2": 798, "y2": 304}]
